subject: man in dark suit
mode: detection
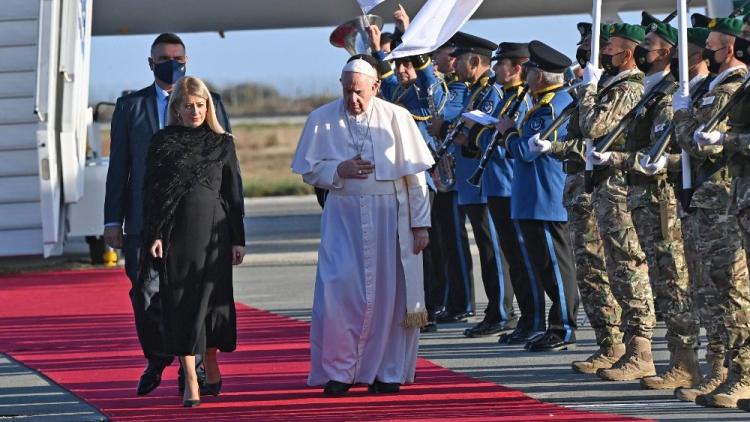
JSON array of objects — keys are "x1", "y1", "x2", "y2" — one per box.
[{"x1": 103, "y1": 33, "x2": 232, "y2": 396}]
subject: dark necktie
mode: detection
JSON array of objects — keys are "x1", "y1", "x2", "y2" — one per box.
[{"x1": 162, "y1": 94, "x2": 170, "y2": 128}]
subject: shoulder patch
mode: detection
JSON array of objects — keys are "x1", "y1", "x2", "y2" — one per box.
[
  {"x1": 529, "y1": 116, "x2": 545, "y2": 131},
  {"x1": 480, "y1": 100, "x2": 494, "y2": 113}
]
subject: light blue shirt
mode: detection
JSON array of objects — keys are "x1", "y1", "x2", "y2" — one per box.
[{"x1": 155, "y1": 84, "x2": 170, "y2": 129}]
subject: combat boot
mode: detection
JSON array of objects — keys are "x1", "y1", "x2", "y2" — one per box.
[
  {"x1": 674, "y1": 350, "x2": 727, "y2": 402},
  {"x1": 597, "y1": 336, "x2": 656, "y2": 381},
  {"x1": 640, "y1": 345, "x2": 702, "y2": 390},
  {"x1": 571, "y1": 343, "x2": 625, "y2": 374},
  {"x1": 695, "y1": 370, "x2": 750, "y2": 408}
]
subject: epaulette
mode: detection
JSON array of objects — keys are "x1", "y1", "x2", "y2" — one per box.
[{"x1": 538, "y1": 92, "x2": 556, "y2": 106}]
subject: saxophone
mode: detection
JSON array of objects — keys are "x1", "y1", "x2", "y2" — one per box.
[{"x1": 425, "y1": 82, "x2": 456, "y2": 192}]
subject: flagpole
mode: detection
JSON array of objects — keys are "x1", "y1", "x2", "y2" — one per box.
[
  {"x1": 677, "y1": 0, "x2": 693, "y2": 200},
  {"x1": 584, "y1": 0, "x2": 601, "y2": 193}
]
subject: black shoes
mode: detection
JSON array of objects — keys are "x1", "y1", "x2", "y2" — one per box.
[
  {"x1": 525, "y1": 331, "x2": 576, "y2": 352},
  {"x1": 497, "y1": 328, "x2": 544, "y2": 345},
  {"x1": 203, "y1": 379, "x2": 222, "y2": 396},
  {"x1": 323, "y1": 380, "x2": 354, "y2": 396},
  {"x1": 182, "y1": 399, "x2": 201, "y2": 408},
  {"x1": 136, "y1": 363, "x2": 165, "y2": 396},
  {"x1": 368, "y1": 379, "x2": 401, "y2": 393},
  {"x1": 436, "y1": 310, "x2": 474, "y2": 324},
  {"x1": 420, "y1": 322, "x2": 438, "y2": 333},
  {"x1": 464, "y1": 319, "x2": 517, "y2": 338}
]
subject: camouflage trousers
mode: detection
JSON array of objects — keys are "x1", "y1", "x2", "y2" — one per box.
[
  {"x1": 592, "y1": 172, "x2": 655, "y2": 340},
  {"x1": 682, "y1": 212, "x2": 724, "y2": 358},
  {"x1": 564, "y1": 173, "x2": 622, "y2": 347},
  {"x1": 629, "y1": 181, "x2": 697, "y2": 349},
  {"x1": 730, "y1": 204, "x2": 750, "y2": 376}
]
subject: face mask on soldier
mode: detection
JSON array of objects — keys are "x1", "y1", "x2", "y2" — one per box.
[
  {"x1": 702, "y1": 46, "x2": 726, "y2": 74},
  {"x1": 600, "y1": 50, "x2": 625, "y2": 75},
  {"x1": 634, "y1": 45, "x2": 655, "y2": 74}
]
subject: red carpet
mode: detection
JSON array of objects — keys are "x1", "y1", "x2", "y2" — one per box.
[{"x1": 0, "y1": 269, "x2": 646, "y2": 421}]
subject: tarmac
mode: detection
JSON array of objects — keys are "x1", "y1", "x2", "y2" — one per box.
[{"x1": 1, "y1": 194, "x2": 750, "y2": 421}]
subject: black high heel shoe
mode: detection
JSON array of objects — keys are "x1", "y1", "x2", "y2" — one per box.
[
  {"x1": 203, "y1": 379, "x2": 222, "y2": 396},
  {"x1": 183, "y1": 399, "x2": 201, "y2": 407}
]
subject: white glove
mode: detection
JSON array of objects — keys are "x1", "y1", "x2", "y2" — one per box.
[
  {"x1": 588, "y1": 150, "x2": 612, "y2": 165},
  {"x1": 693, "y1": 125, "x2": 725, "y2": 146},
  {"x1": 581, "y1": 62, "x2": 602, "y2": 87},
  {"x1": 527, "y1": 133, "x2": 552, "y2": 154},
  {"x1": 638, "y1": 154, "x2": 667, "y2": 176},
  {"x1": 672, "y1": 91, "x2": 691, "y2": 112},
  {"x1": 496, "y1": 146, "x2": 507, "y2": 159}
]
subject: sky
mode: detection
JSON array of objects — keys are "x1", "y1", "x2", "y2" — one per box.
[{"x1": 88, "y1": 9, "x2": 692, "y2": 103}]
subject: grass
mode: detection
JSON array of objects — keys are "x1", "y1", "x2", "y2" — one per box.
[{"x1": 99, "y1": 121, "x2": 310, "y2": 197}]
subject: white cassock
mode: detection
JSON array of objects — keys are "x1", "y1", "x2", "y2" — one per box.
[{"x1": 291, "y1": 96, "x2": 434, "y2": 386}]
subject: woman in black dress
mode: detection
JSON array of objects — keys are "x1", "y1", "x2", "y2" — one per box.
[{"x1": 140, "y1": 76, "x2": 245, "y2": 407}]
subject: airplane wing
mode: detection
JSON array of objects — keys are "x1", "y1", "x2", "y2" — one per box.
[{"x1": 92, "y1": 0, "x2": 708, "y2": 35}]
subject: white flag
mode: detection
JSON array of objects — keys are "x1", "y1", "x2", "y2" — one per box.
[
  {"x1": 387, "y1": 0, "x2": 484, "y2": 60},
  {"x1": 357, "y1": 0, "x2": 385, "y2": 13}
]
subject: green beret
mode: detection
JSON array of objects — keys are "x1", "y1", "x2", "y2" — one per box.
[
  {"x1": 577, "y1": 23, "x2": 613, "y2": 44},
  {"x1": 687, "y1": 27, "x2": 710, "y2": 47},
  {"x1": 601, "y1": 24, "x2": 612, "y2": 42},
  {"x1": 647, "y1": 22, "x2": 678, "y2": 46},
  {"x1": 708, "y1": 17, "x2": 743, "y2": 37},
  {"x1": 608, "y1": 23, "x2": 646, "y2": 44}
]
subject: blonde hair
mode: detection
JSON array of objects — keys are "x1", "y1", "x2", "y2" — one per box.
[{"x1": 167, "y1": 76, "x2": 225, "y2": 134}]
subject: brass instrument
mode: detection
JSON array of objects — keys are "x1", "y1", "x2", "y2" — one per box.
[
  {"x1": 329, "y1": 14, "x2": 383, "y2": 56},
  {"x1": 425, "y1": 83, "x2": 455, "y2": 192}
]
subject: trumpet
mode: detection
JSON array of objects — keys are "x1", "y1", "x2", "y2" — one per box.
[{"x1": 424, "y1": 83, "x2": 456, "y2": 192}]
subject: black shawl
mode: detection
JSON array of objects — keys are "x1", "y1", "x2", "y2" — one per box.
[{"x1": 139, "y1": 124, "x2": 231, "y2": 283}]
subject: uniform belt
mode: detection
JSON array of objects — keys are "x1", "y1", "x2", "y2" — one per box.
[
  {"x1": 590, "y1": 166, "x2": 617, "y2": 187},
  {"x1": 562, "y1": 160, "x2": 584, "y2": 174},
  {"x1": 625, "y1": 172, "x2": 665, "y2": 186}
]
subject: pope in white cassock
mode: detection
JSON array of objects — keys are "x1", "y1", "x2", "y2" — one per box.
[{"x1": 291, "y1": 59, "x2": 435, "y2": 396}]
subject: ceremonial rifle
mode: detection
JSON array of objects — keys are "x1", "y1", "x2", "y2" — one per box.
[
  {"x1": 583, "y1": 78, "x2": 678, "y2": 193},
  {"x1": 646, "y1": 76, "x2": 711, "y2": 163},
  {"x1": 466, "y1": 84, "x2": 529, "y2": 187}
]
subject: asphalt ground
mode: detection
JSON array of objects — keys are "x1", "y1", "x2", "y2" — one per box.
[{"x1": 1, "y1": 195, "x2": 749, "y2": 421}]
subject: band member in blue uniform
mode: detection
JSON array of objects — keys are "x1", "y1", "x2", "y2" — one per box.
[
  {"x1": 434, "y1": 33, "x2": 517, "y2": 332},
  {"x1": 465, "y1": 42, "x2": 540, "y2": 340},
  {"x1": 497, "y1": 40, "x2": 580, "y2": 352}
]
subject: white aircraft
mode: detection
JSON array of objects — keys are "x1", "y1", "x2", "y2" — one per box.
[{"x1": 0, "y1": 0, "x2": 733, "y2": 258}]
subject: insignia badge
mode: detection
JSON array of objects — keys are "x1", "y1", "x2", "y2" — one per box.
[
  {"x1": 449, "y1": 90, "x2": 457, "y2": 101},
  {"x1": 529, "y1": 117, "x2": 544, "y2": 131},
  {"x1": 708, "y1": 19, "x2": 717, "y2": 29},
  {"x1": 481, "y1": 100, "x2": 494, "y2": 113},
  {"x1": 649, "y1": 23, "x2": 657, "y2": 32},
  {"x1": 701, "y1": 95, "x2": 715, "y2": 107},
  {"x1": 609, "y1": 26, "x2": 616, "y2": 34}
]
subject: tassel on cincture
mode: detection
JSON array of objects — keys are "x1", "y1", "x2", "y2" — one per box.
[{"x1": 403, "y1": 310, "x2": 428, "y2": 328}]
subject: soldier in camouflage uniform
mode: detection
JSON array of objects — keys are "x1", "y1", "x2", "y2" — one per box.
[
  {"x1": 543, "y1": 23, "x2": 624, "y2": 374},
  {"x1": 596, "y1": 20, "x2": 699, "y2": 390},
  {"x1": 672, "y1": 16, "x2": 750, "y2": 408},
  {"x1": 578, "y1": 23, "x2": 657, "y2": 382}
]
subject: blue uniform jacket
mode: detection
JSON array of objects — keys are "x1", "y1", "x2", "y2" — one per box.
[
  {"x1": 473, "y1": 83, "x2": 531, "y2": 198},
  {"x1": 505, "y1": 85, "x2": 571, "y2": 222},
  {"x1": 451, "y1": 73, "x2": 500, "y2": 205}
]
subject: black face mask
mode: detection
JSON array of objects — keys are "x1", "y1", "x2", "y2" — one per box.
[
  {"x1": 576, "y1": 47, "x2": 590, "y2": 68},
  {"x1": 600, "y1": 51, "x2": 625, "y2": 75},
  {"x1": 702, "y1": 47, "x2": 726, "y2": 74},
  {"x1": 634, "y1": 45, "x2": 655, "y2": 74},
  {"x1": 153, "y1": 60, "x2": 186, "y2": 85}
]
